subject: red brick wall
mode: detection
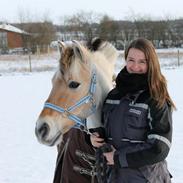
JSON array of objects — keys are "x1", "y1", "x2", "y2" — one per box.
[{"x1": 7, "y1": 31, "x2": 23, "y2": 48}]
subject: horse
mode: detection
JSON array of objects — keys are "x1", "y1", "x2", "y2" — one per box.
[{"x1": 35, "y1": 38, "x2": 118, "y2": 183}]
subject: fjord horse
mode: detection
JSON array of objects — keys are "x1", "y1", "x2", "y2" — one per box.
[{"x1": 35, "y1": 38, "x2": 118, "y2": 183}]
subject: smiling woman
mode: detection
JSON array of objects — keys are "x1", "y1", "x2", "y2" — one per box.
[
  {"x1": 90, "y1": 38, "x2": 176, "y2": 183},
  {"x1": 126, "y1": 48, "x2": 148, "y2": 74}
]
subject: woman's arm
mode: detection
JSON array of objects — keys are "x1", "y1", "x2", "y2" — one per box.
[{"x1": 114, "y1": 101, "x2": 172, "y2": 168}]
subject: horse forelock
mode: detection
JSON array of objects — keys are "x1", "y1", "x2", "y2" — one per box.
[
  {"x1": 59, "y1": 47, "x2": 74, "y2": 73},
  {"x1": 59, "y1": 45, "x2": 92, "y2": 77}
]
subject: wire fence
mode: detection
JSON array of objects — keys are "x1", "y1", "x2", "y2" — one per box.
[{"x1": 0, "y1": 49, "x2": 183, "y2": 75}]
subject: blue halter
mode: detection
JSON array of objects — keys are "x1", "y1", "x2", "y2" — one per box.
[{"x1": 43, "y1": 69, "x2": 97, "y2": 131}]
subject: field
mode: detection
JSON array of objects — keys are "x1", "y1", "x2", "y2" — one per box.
[
  {"x1": 0, "y1": 48, "x2": 183, "y2": 74},
  {"x1": 0, "y1": 49, "x2": 183, "y2": 183}
]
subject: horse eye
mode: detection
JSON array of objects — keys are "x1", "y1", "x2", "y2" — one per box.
[{"x1": 68, "y1": 81, "x2": 80, "y2": 89}]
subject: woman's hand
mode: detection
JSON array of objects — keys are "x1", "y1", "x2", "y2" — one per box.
[
  {"x1": 103, "y1": 146, "x2": 116, "y2": 165},
  {"x1": 90, "y1": 132, "x2": 105, "y2": 148}
]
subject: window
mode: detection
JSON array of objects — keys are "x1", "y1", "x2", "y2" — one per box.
[{"x1": 0, "y1": 32, "x2": 8, "y2": 48}]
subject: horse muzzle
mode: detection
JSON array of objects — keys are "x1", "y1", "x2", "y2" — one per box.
[{"x1": 35, "y1": 118, "x2": 63, "y2": 146}]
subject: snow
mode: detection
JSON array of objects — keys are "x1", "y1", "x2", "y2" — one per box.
[
  {"x1": 0, "y1": 54, "x2": 183, "y2": 183},
  {"x1": 164, "y1": 68, "x2": 183, "y2": 182},
  {"x1": 0, "y1": 73, "x2": 56, "y2": 183},
  {"x1": 0, "y1": 23, "x2": 28, "y2": 34}
]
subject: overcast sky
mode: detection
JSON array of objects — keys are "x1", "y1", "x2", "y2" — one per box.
[{"x1": 1, "y1": 0, "x2": 183, "y2": 24}]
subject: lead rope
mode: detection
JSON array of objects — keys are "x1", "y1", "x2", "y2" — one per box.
[
  {"x1": 95, "y1": 144, "x2": 113, "y2": 183},
  {"x1": 91, "y1": 165, "x2": 96, "y2": 183}
]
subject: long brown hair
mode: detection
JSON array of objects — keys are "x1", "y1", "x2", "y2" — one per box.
[{"x1": 125, "y1": 38, "x2": 176, "y2": 110}]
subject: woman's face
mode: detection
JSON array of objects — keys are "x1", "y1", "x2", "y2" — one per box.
[{"x1": 126, "y1": 48, "x2": 148, "y2": 74}]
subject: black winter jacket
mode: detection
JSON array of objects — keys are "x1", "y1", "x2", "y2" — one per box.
[{"x1": 102, "y1": 88, "x2": 172, "y2": 183}]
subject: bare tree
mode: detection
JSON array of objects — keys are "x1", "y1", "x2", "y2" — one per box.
[
  {"x1": 23, "y1": 21, "x2": 56, "y2": 53},
  {"x1": 117, "y1": 20, "x2": 135, "y2": 49},
  {"x1": 61, "y1": 11, "x2": 101, "y2": 41},
  {"x1": 16, "y1": 9, "x2": 56, "y2": 53},
  {"x1": 97, "y1": 15, "x2": 120, "y2": 46}
]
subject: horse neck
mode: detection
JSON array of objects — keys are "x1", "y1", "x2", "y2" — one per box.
[{"x1": 86, "y1": 62, "x2": 113, "y2": 129}]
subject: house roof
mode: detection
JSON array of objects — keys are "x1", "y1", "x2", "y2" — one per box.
[{"x1": 0, "y1": 23, "x2": 28, "y2": 34}]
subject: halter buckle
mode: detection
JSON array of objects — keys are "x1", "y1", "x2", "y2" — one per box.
[{"x1": 62, "y1": 110, "x2": 70, "y2": 118}]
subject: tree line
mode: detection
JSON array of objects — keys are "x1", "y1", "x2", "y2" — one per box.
[{"x1": 14, "y1": 11, "x2": 183, "y2": 52}]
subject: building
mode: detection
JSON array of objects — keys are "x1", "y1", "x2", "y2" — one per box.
[{"x1": 0, "y1": 23, "x2": 29, "y2": 53}]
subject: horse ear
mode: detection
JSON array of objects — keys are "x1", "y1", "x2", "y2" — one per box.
[
  {"x1": 72, "y1": 40, "x2": 86, "y2": 63},
  {"x1": 57, "y1": 40, "x2": 66, "y2": 55}
]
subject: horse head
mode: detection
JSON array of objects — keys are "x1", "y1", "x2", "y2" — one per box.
[{"x1": 35, "y1": 38, "x2": 118, "y2": 146}]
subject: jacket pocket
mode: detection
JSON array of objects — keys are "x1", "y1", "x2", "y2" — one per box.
[{"x1": 124, "y1": 109, "x2": 148, "y2": 140}]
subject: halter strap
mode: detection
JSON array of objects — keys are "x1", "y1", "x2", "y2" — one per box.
[{"x1": 43, "y1": 68, "x2": 97, "y2": 131}]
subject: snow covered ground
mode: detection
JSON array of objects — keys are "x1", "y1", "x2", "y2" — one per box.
[
  {"x1": 0, "y1": 72, "x2": 56, "y2": 183},
  {"x1": 0, "y1": 52, "x2": 183, "y2": 183}
]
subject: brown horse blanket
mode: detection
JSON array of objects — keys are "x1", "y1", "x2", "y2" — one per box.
[{"x1": 53, "y1": 128, "x2": 97, "y2": 183}]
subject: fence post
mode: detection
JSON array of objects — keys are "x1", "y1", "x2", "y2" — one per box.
[
  {"x1": 37, "y1": 45, "x2": 40, "y2": 56},
  {"x1": 178, "y1": 49, "x2": 180, "y2": 67},
  {"x1": 47, "y1": 45, "x2": 50, "y2": 55},
  {"x1": 28, "y1": 52, "x2": 32, "y2": 72}
]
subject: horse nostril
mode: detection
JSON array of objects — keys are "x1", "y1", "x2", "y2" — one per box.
[{"x1": 38, "y1": 123, "x2": 50, "y2": 139}]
